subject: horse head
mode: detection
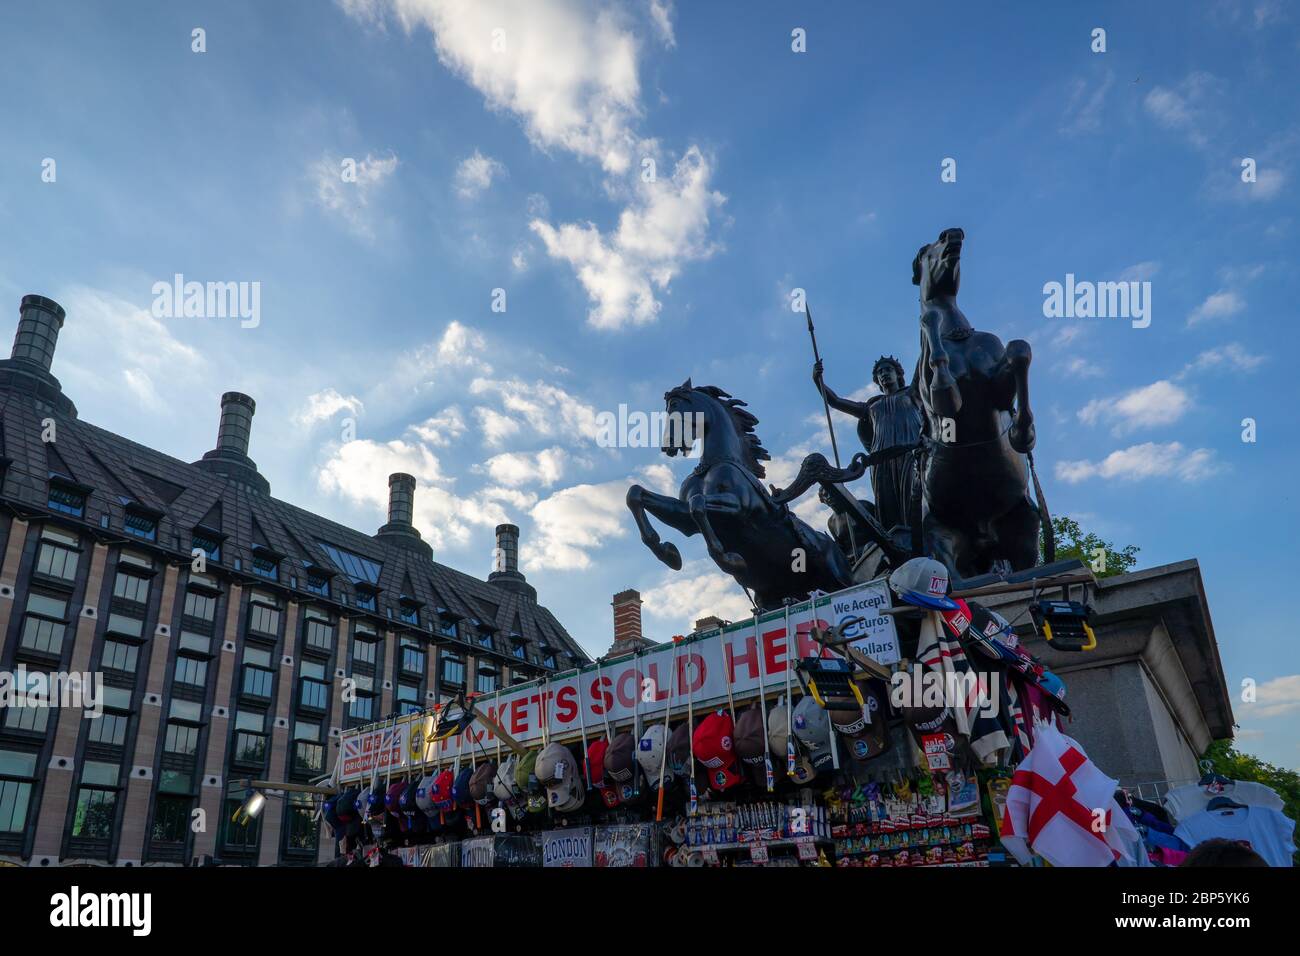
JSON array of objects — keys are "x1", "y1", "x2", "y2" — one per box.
[
  {"x1": 661, "y1": 380, "x2": 771, "y2": 477},
  {"x1": 912, "y1": 226, "x2": 964, "y2": 304}
]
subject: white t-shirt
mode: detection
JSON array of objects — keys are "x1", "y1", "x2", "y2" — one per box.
[
  {"x1": 1163, "y1": 781, "x2": 1283, "y2": 824},
  {"x1": 1174, "y1": 806, "x2": 1296, "y2": 867}
]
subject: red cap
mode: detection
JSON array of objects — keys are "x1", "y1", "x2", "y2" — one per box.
[
  {"x1": 587, "y1": 737, "x2": 620, "y2": 807},
  {"x1": 693, "y1": 710, "x2": 742, "y2": 792}
]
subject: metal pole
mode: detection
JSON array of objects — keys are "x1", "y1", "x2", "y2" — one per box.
[{"x1": 805, "y1": 303, "x2": 857, "y2": 557}]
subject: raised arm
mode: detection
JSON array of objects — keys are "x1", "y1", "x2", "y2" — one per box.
[{"x1": 812, "y1": 359, "x2": 871, "y2": 418}]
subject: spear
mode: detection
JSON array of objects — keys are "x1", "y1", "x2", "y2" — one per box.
[{"x1": 805, "y1": 303, "x2": 857, "y2": 557}]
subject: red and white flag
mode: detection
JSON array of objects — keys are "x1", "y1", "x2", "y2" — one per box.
[{"x1": 999, "y1": 721, "x2": 1138, "y2": 867}]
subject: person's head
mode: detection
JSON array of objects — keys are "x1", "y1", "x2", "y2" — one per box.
[
  {"x1": 1180, "y1": 838, "x2": 1269, "y2": 867},
  {"x1": 872, "y1": 356, "x2": 906, "y2": 394}
]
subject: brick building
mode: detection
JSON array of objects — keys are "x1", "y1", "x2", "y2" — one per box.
[{"x1": 0, "y1": 294, "x2": 588, "y2": 867}]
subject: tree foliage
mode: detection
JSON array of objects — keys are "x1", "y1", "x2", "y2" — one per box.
[
  {"x1": 1202, "y1": 739, "x2": 1300, "y2": 864},
  {"x1": 1048, "y1": 515, "x2": 1139, "y2": 578}
]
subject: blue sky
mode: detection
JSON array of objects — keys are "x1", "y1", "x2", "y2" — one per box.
[{"x1": 1, "y1": 1, "x2": 1297, "y2": 768}]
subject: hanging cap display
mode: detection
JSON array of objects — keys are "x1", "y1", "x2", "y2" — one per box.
[
  {"x1": 792, "y1": 695, "x2": 835, "y2": 772},
  {"x1": 468, "y1": 761, "x2": 497, "y2": 805},
  {"x1": 452, "y1": 766, "x2": 474, "y2": 805},
  {"x1": 636, "y1": 724, "x2": 674, "y2": 789},
  {"x1": 537, "y1": 742, "x2": 583, "y2": 809},
  {"x1": 830, "y1": 680, "x2": 890, "y2": 762},
  {"x1": 586, "y1": 738, "x2": 620, "y2": 808},
  {"x1": 767, "y1": 698, "x2": 790, "y2": 761},
  {"x1": 734, "y1": 704, "x2": 783, "y2": 787},
  {"x1": 515, "y1": 749, "x2": 540, "y2": 793},
  {"x1": 493, "y1": 754, "x2": 520, "y2": 804},
  {"x1": 666, "y1": 721, "x2": 692, "y2": 776},
  {"x1": 889, "y1": 557, "x2": 959, "y2": 611},
  {"x1": 693, "y1": 710, "x2": 742, "y2": 792}
]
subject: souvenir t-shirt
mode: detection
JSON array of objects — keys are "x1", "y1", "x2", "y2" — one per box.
[
  {"x1": 1173, "y1": 806, "x2": 1295, "y2": 867},
  {"x1": 1163, "y1": 781, "x2": 1283, "y2": 823}
]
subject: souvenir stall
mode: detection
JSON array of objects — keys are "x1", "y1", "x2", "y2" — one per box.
[{"x1": 321, "y1": 558, "x2": 1292, "y2": 869}]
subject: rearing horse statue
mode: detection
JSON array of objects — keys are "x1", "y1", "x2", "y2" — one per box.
[
  {"x1": 626, "y1": 382, "x2": 854, "y2": 610},
  {"x1": 913, "y1": 227, "x2": 1048, "y2": 582}
]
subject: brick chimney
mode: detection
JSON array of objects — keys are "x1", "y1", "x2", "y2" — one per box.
[
  {"x1": 694, "y1": 615, "x2": 727, "y2": 633},
  {"x1": 375, "y1": 472, "x2": 432, "y2": 559},
  {"x1": 192, "y1": 391, "x2": 269, "y2": 495},
  {"x1": 608, "y1": 589, "x2": 653, "y2": 658}
]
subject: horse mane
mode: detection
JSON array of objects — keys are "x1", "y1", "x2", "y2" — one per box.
[{"x1": 693, "y1": 385, "x2": 772, "y2": 479}]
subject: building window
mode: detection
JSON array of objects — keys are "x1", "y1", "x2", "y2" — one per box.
[
  {"x1": 35, "y1": 526, "x2": 80, "y2": 581},
  {"x1": 299, "y1": 659, "x2": 329, "y2": 712},
  {"x1": 191, "y1": 530, "x2": 221, "y2": 564},
  {"x1": 241, "y1": 648, "x2": 274, "y2": 700},
  {"x1": 151, "y1": 794, "x2": 191, "y2": 844},
  {"x1": 71, "y1": 761, "x2": 121, "y2": 839},
  {"x1": 250, "y1": 553, "x2": 279, "y2": 581},
  {"x1": 169, "y1": 698, "x2": 202, "y2": 723},
  {"x1": 100, "y1": 640, "x2": 139, "y2": 674},
  {"x1": 302, "y1": 613, "x2": 334, "y2": 654},
  {"x1": 247, "y1": 600, "x2": 280, "y2": 637},
  {"x1": 0, "y1": 750, "x2": 37, "y2": 833},
  {"x1": 354, "y1": 588, "x2": 377, "y2": 612},
  {"x1": 123, "y1": 509, "x2": 157, "y2": 541},
  {"x1": 221, "y1": 798, "x2": 260, "y2": 853},
  {"x1": 543, "y1": 653, "x2": 556, "y2": 669},
  {"x1": 19, "y1": 592, "x2": 68, "y2": 656},
  {"x1": 47, "y1": 482, "x2": 86, "y2": 518},
  {"x1": 163, "y1": 721, "x2": 200, "y2": 757},
  {"x1": 352, "y1": 635, "x2": 377, "y2": 666},
  {"x1": 475, "y1": 670, "x2": 497, "y2": 695},
  {"x1": 316, "y1": 540, "x2": 383, "y2": 585},
  {"x1": 440, "y1": 652, "x2": 465, "y2": 688},
  {"x1": 87, "y1": 710, "x2": 129, "y2": 747},
  {"x1": 183, "y1": 590, "x2": 217, "y2": 623},
  {"x1": 399, "y1": 602, "x2": 420, "y2": 626},
  {"x1": 305, "y1": 571, "x2": 330, "y2": 598},
  {"x1": 292, "y1": 721, "x2": 324, "y2": 776},
  {"x1": 512, "y1": 642, "x2": 527, "y2": 660},
  {"x1": 174, "y1": 655, "x2": 208, "y2": 689},
  {"x1": 2, "y1": 670, "x2": 55, "y2": 734},
  {"x1": 232, "y1": 711, "x2": 267, "y2": 766},
  {"x1": 105, "y1": 612, "x2": 144, "y2": 639},
  {"x1": 347, "y1": 695, "x2": 374, "y2": 722},
  {"x1": 113, "y1": 570, "x2": 150, "y2": 605},
  {"x1": 400, "y1": 637, "x2": 425, "y2": 676},
  {"x1": 285, "y1": 792, "x2": 318, "y2": 853},
  {"x1": 396, "y1": 682, "x2": 420, "y2": 715},
  {"x1": 177, "y1": 631, "x2": 210, "y2": 655}
]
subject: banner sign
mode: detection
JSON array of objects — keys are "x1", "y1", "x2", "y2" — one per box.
[
  {"x1": 461, "y1": 836, "x2": 495, "y2": 869},
  {"x1": 594, "y1": 824, "x2": 654, "y2": 867},
  {"x1": 541, "y1": 827, "x2": 594, "y2": 868},
  {"x1": 338, "y1": 580, "x2": 897, "y2": 783}
]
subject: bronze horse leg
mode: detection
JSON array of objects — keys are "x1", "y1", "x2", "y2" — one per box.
[
  {"x1": 625, "y1": 484, "x2": 696, "y2": 570},
  {"x1": 688, "y1": 492, "x2": 747, "y2": 575},
  {"x1": 997, "y1": 339, "x2": 1035, "y2": 454},
  {"x1": 921, "y1": 308, "x2": 962, "y2": 418}
]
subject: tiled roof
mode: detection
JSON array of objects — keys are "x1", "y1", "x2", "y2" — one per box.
[{"x1": 0, "y1": 375, "x2": 588, "y2": 670}]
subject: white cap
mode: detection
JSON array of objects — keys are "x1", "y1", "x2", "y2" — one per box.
[{"x1": 636, "y1": 724, "x2": 674, "y2": 789}]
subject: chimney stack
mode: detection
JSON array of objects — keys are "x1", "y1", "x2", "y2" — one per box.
[
  {"x1": 215, "y1": 391, "x2": 257, "y2": 458},
  {"x1": 375, "y1": 472, "x2": 432, "y2": 559},
  {"x1": 694, "y1": 615, "x2": 727, "y2": 633},
  {"x1": 192, "y1": 391, "x2": 269, "y2": 494},
  {"x1": 387, "y1": 473, "x2": 416, "y2": 526},
  {"x1": 488, "y1": 523, "x2": 534, "y2": 599},
  {"x1": 608, "y1": 589, "x2": 648, "y2": 657},
  {"x1": 11, "y1": 294, "x2": 66, "y2": 372}
]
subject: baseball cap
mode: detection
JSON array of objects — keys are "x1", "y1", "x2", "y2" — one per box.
[
  {"x1": 889, "y1": 557, "x2": 959, "y2": 611},
  {"x1": 839, "y1": 680, "x2": 890, "y2": 762},
  {"x1": 430, "y1": 768, "x2": 456, "y2": 811},
  {"x1": 904, "y1": 702, "x2": 959, "y2": 758},
  {"x1": 605, "y1": 732, "x2": 642, "y2": 804},
  {"x1": 468, "y1": 761, "x2": 497, "y2": 805},
  {"x1": 537, "y1": 742, "x2": 583, "y2": 809},
  {"x1": 733, "y1": 704, "x2": 783, "y2": 788},
  {"x1": 452, "y1": 766, "x2": 474, "y2": 806},
  {"x1": 792, "y1": 696, "x2": 835, "y2": 773},
  {"x1": 666, "y1": 721, "x2": 692, "y2": 777},
  {"x1": 414, "y1": 772, "x2": 437, "y2": 816},
  {"x1": 587, "y1": 737, "x2": 620, "y2": 808},
  {"x1": 493, "y1": 754, "x2": 520, "y2": 804},
  {"x1": 693, "y1": 710, "x2": 742, "y2": 792},
  {"x1": 515, "y1": 749, "x2": 540, "y2": 793},
  {"x1": 636, "y1": 725, "x2": 674, "y2": 789}
]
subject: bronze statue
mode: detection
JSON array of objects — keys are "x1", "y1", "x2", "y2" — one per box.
[
  {"x1": 812, "y1": 354, "x2": 923, "y2": 535},
  {"x1": 912, "y1": 227, "x2": 1046, "y2": 582},
  {"x1": 625, "y1": 381, "x2": 854, "y2": 610}
]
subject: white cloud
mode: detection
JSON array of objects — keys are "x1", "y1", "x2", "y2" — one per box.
[
  {"x1": 1119, "y1": 261, "x2": 1161, "y2": 282},
  {"x1": 1060, "y1": 70, "x2": 1113, "y2": 136},
  {"x1": 408, "y1": 406, "x2": 467, "y2": 445},
  {"x1": 1187, "y1": 290, "x2": 1245, "y2": 326},
  {"x1": 531, "y1": 146, "x2": 725, "y2": 329},
  {"x1": 1078, "y1": 380, "x2": 1191, "y2": 434},
  {"x1": 473, "y1": 406, "x2": 522, "y2": 446},
  {"x1": 311, "y1": 151, "x2": 398, "y2": 240},
  {"x1": 1058, "y1": 357, "x2": 1104, "y2": 379},
  {"x1": 1055, "y1": 442, "x2": 1220, "y2": 484},
  {"x1": 454, "y1": 150, "x2": 505, "y2": 198},
  {"x1": 479, "y1": 446, "x2": 569, "y2": 486},
  {"x1": 316, "y1": 437, "x2": 510, "y2": 549},
  {"x1": 511, "y1": 247, "x2": 528, "y2": 271},
  {"x1": 641, "y1": 560, "x2": 755, "y2": 635},
  {"x1": 295, "y1": 388, "x2": 364, "y2": 426},
  {"x1": 1239, "y1": 674, "x2": 1300, "y2": 719},
  {"x1": 348, "y1": 0, "x2": 650, "y2": 174},
  {"x1": 1179, "y1": 343, "x2": 1266, "y2": 377},
  {"x1": 648, "y1": 0, "x2": 675, "y2": 48},
  {"x1": 1143, "y1": 72, "x2": 1220, "y2": 148},
  {"x1": 469, "y1": 376, "x2": 603, "y2": 444}
]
